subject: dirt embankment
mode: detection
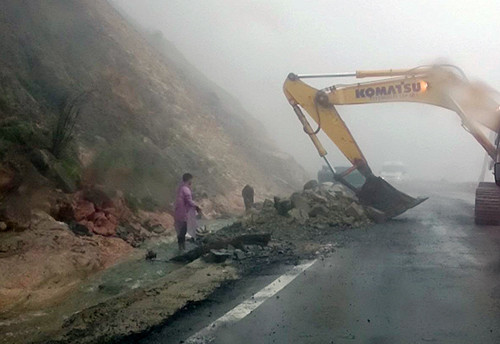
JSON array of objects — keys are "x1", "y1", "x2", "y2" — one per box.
[
  {"x1": 0, "y1": 213, "x2": 132, "y2": 315},
  {"x1": 0, "y1": 162, "x2": 176, "y2": 318}
]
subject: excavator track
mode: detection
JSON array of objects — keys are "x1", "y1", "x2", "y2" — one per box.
[{"x1": 475, "y1": 182, "x2": 500, "y2": 225}]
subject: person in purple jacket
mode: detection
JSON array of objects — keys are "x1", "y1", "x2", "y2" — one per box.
[{"x1": 174, "y1": 173, "x2": 201, "y2": 250}]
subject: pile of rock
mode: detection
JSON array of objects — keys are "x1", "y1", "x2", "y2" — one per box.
[
  {"x1": 54, "y1": 188, "x2": 131, "y2": 237},
  {"x1": 73, "y1": 192, "x2": 120, "y2": 236},
  {"x1": 245, "y1": 181, "x2": 371, "y2": 229},
  {"x1": 52, "y1": 187, "x2": 174, "y2": 246}
]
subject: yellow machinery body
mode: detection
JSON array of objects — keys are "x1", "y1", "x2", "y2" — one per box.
[{"x1": 283, "y1": 65, "x2": 500, "y2": 223}]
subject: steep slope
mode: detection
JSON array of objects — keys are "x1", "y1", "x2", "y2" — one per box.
[
  {"x1": 0, "y1": 0, "x2": 308, "y2": 322},
  {"x1": 0, "y1": 0, "x2": 306, "y2": 214}
]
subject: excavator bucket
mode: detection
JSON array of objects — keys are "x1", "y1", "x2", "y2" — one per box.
[{"x1": 356, "y1": 175, "x2": 427, "y2": 220}]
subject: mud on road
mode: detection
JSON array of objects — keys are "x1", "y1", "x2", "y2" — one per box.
[
  {"x1": 29, "y1": 182, "x2": 372, "y2": 344},
  {"x1": 136, "y1": 181, "x2": 500, "y2": 344}
]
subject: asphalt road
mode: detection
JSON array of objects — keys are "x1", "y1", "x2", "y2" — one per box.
[{"x1": 139, "y1": 183, "x2": 500, "y2": 344}]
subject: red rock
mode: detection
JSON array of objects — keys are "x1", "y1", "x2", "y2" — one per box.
[
  {"x1": 93, "y1": 220, "x2": 116, "y2": 236},
  {"x1": 74, "y1": 200, "x2": 95, "y2": 221},
  {"x1": 106, "y1": 213, "x2": 118, "y2": 225},
  {"x1": 89, "y1": 211, "x2": 107, "y2": 222},
  {"x1": 94, "y1": 214, "x2": 117, "y2": 236},
  {"x1": 103, "y1": 207, "x2": 118, "y2": 218}
]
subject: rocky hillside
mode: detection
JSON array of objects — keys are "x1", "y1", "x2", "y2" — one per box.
[
  {"x1": 0, "y1": 0, "x2": 306, "y2": 216},
  {"x1": 0, "y1": 0, "x2": 308, "y2": 323}
]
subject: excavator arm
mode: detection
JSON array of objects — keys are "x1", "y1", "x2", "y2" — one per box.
[{"x1": 283, "y1": 65, "x2": 500, "y2": 221}]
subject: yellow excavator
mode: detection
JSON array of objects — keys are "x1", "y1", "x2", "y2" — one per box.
[{"x1": 283, "y1": 64, "x2": 500, "y2": 223}]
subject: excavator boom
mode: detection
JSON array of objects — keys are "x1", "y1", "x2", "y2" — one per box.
[{"x1": 283, "y1": 65, "x2": 500, "y2": 222}]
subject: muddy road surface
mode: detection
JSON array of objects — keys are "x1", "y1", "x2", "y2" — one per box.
[{"x1": 134, "y1": 182, "x2": 500, "y2": 344}]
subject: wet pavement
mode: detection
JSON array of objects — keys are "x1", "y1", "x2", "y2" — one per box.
[{"x1": 138, "y1": 183, "x2": 500, "y2": 343}]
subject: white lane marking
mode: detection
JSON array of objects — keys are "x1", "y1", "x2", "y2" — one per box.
[{"x1": 184, "y1": 260, "x2": 317, "y2": 344}]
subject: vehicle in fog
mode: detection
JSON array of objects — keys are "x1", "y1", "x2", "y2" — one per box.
[{"x1": 380, "y1": 161, "x2": 408, "y2": 182}]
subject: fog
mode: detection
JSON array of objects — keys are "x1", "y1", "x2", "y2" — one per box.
[{"x1": 114, "y1": 0, "x2": 500, "y2": 182}]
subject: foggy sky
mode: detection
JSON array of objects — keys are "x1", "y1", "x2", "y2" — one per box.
[{"x1": 114, "y1": 0, "x2": 500, "y2": 182}]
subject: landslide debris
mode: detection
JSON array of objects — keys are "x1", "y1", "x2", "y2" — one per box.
[
  {"x1": 190, "y1": 182, "x2": 372, "y2": 270},
  {"x1": 22, "y1": 182, "x2": 372, "y2": 344},
  {"x1": 241, "y1": 181, "x2": 370, "y2": 236},
  {"x1": 0, "y1": 210, "x2": 133, "y2": 316}
]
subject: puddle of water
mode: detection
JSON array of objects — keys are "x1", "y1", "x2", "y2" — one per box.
[{"x1": 55, "y1": 218, "x2": 234, "y2": 312}]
